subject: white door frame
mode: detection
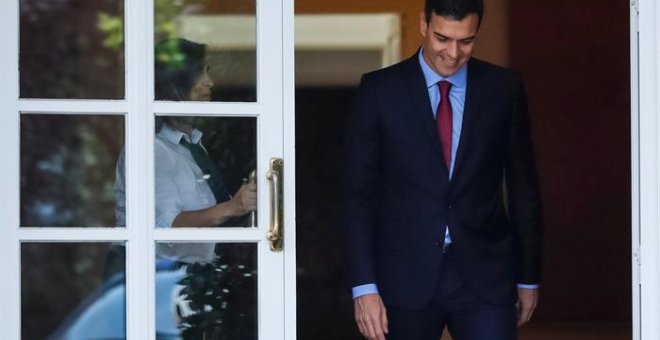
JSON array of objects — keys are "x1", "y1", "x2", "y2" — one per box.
[
  {"x1": 0, "y1": 0, "x2": 296, "y2": 339},
  {"x1": 634, "y1": 0, "x2": 660, "y2": 339},
  {"x1": 0, "y1": 0, "x2": 20, "y2": 337},
  {"x1": 631, "y1": 1, "x2": 641, "y2": 339}
]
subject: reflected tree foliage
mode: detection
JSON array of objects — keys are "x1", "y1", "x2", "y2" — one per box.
[
  {"x1": 21, "y1": 243, "x2": 120, "y2": 340},
  {"x1": 21, "y1": 115, "x2": 124, "y2": 227},
  {"x1": 178, "y1": 245, "x2": 257, "y2": 340},
  {"x1": 155, "y1": 0, "x2": 203, "y2": 43},
  {"x1": 94, "y1": 0, "x2": 258, "y2": 102},
  {"x1": 20, "y1": 0, "x2": 124, "y2": 99}
]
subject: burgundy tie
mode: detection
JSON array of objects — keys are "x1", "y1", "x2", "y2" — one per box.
[{"x1": 437, "y1": 81, "x2": 453, "y2": 168}]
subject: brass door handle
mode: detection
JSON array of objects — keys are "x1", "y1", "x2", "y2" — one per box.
[{"x1": 266, "y1": 158, "x2": 284, "y2": 251}]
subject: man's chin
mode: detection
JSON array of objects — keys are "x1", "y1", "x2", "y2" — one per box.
[{"x1": 437, "y1": 67, "x2": 458, "y2": 77}]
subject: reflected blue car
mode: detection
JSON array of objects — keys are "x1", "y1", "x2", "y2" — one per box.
[{"x1": 48, "y1": 260, "x2": 185, "y2": 340}]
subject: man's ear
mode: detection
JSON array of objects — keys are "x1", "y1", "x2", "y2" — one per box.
[{"x1": 419, "y1": 11, "x2": 428, "y2": 37}]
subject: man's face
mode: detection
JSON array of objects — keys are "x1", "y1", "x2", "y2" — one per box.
[{"x1": 420, "y1": 12, "x2": 479, "y2": 77}]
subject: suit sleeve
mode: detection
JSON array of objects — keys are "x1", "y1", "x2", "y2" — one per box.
[
  {"x1": 344, "y1": 74, "x2": 381, "y2": 288},
  {"x1": 506, "y1": 77, "x2": 543, "y2": 285}
]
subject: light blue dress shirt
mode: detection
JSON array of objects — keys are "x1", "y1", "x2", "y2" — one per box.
[{"x1": 352, "y1": 50, "x2": 537, "y2": 299}]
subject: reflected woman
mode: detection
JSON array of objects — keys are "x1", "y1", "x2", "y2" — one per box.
[{"x1": 113, "y1": 38, "x2": 256, "y2": 264}]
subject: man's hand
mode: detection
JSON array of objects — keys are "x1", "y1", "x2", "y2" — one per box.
[
  {"x1": 517, "y1": 288, "x2": 539, "y2": 327},
  {"x1": 354, "y1": 294, "x2": 388, "y2": 340}
]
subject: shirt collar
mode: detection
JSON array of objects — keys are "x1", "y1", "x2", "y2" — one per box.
[
  {"x1": 159, "y1": 122, "x2": 204, "y2": 145},
  {"x1": 418, "y1": 48, "x2": 468, "y2": 89}
]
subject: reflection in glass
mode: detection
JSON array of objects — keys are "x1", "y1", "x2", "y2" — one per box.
[
  {"x1": 155, "y1": 0, "x2": 256, "y2": 102},
  {"x1": 155, "y1": 242, "x2": 257, "y2": 340},
  {"x1": 112, "y1": 39, "x2": 257, "y2": 229},
  {"x1": 112, "y1": 115, "x2": 256, "y2": 229},
  {"x1": 21, "y1": 115, "x2": 125, "y2": 227},
  {"x1": 22, "y1": 243, "x2": 126, "y2": 340},
  {"x1": 154, "y1": 116, "x2": 256, "y2": 229},
  {"x1": 20, "y1": 0, "x2": 124, "y2": 99},
  {"x1": 148, "y1": 39, "x2": 256, "y2": 229}
]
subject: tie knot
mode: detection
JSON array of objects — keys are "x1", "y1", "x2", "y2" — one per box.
[
  {"x1": 179, "y1": 136, "x2": 196, "y2": 147},
  {"x1": 438, "y1": 81, "x2": 452, "y2": 96},
  {"x1": 179, "y1": 137, "x2": 203, "y2": 154}
]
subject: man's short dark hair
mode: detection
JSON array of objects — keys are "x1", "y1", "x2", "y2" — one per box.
[{"x1": 424, "y1": 0, "x2": 484, "y2": 28}]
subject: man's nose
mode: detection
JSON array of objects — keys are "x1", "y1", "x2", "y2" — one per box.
[{"x1": 446, "y1": 42, "x2": 459, "y2": 59}]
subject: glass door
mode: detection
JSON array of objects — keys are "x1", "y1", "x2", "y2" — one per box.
[{"x1": 0, "y1": 0, "x2": 295, "y2": 339}]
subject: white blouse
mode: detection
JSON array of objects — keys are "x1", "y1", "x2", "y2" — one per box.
[{"x1": 114, "y1": 123, "x2": 218, "y2": 263}]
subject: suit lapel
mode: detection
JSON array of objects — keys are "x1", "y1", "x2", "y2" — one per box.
[
  {"x1": 452, "y1": 59, "x2": 486, "y2": 179},
  {"x1": 404, "y1": 56, "x2": 449, "y2": 175}
]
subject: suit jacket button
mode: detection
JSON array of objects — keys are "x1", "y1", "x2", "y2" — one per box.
[{"x1": 435, "y1": 241, "x2": 441, "y2": 247}]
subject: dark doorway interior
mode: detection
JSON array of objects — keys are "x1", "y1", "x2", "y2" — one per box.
[
  {"x1": 509, "y1": 0, "x2": 632, "y2": 326},
  {"x1": 296, "y1": 87, "x2": 361, "y2": 340},
  {"x1": 295, "y1": 1, "x2": 632, "y2": 339}
]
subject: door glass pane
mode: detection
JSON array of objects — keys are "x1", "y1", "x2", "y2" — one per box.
[
  {"x1": 155, "y1": 242, "x2": 257, "y2": 339},
  {"x1": 152, "y1": 116, "x2": 257, "y2": 229},
  {"x1": 154, "y1": 0, "x2": 256, "y2": 102},
  {"x1": 20, "y1": 114, "x2": 125, "y2": 227},
  {"x1": 20, "y1": 0, "x2": 125, "y2": 99},
  {"x1": 21, "y1": 242, "x2": 126, "y2": 340}
]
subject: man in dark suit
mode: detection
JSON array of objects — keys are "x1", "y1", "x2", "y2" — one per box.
[{"x1": 344, "y1": 0, "x2": 542, "y2": 339}]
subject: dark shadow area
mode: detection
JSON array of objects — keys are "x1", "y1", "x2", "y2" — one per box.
[
  {"x1": 296, "y1": 87, "x2": 363, "y2": 340},
  {"x1": 510, "y1": 0, "x2": 632, "y2": 327}
]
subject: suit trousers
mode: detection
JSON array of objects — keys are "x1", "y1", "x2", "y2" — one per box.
[{"x1": 385, "y1": 247, "x2": 517, "y2": 340}]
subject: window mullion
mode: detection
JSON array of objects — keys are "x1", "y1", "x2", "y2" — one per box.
[
  {"x1": 124, "y1": 0, "x2": 156, "y2": 338},
  {"x1": 17, "y1": 100, "x2": 129, "y2": 115}
]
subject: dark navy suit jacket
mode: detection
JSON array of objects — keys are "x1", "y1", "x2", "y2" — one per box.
[{"x1": 344, "y1": 54, "x2": 543, "y2": 310}]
